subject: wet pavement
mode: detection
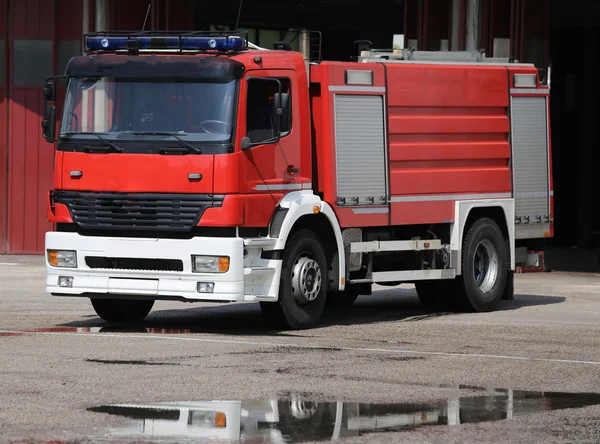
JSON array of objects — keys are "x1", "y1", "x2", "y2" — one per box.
[
  {"x1": 84, "y1": 390, "x2": 600, "y2": 443},
  {"x1": 2, "y1": 257, "x2": 600, "y2": 443}
]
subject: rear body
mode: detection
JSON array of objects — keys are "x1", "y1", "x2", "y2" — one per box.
[
  {"x1": 42, "y1": 34, "x2": 552, "y2": 328},
  {"x1": 312, "y1": 60, "x2": 552, "y2": 238}
]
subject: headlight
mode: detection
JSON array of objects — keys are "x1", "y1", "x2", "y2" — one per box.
[
  {"x1": 192, "y1": 255, "x2": 230, "y2": 273},
  {"x1": 47, "y1": 250, "x2": 77, "y2": 268},
  {"x1": 189, "y1": 410, "x2": 227, "y2": 428}
]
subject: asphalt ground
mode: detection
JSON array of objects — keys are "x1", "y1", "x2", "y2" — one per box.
[{"x1": 1, "y1": 256, "x2": 600, "y2": 443}]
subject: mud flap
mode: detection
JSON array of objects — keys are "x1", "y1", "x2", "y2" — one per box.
[{"x1": 501, "y1": 270, "x2": 514, "y2": 301}]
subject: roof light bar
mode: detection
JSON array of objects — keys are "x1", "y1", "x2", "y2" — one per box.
[{"x1": 85, "y1": 35, "x2": 247, "y2": 52}]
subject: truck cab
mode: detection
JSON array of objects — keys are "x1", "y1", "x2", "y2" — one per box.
[{"x1": 42, "y1": 32, "x2": 320, "y2": 327}]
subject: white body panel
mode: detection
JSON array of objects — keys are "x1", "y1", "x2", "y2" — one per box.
[
  {"x1": 273, "y1": 191, "x2": 347, "y2": 291},
  {"x1": 46, "y1": 232, "x2": 246, "y2": 301},
  {"x1": 45, "y1": 192, "x2": 347, "y2": 301},
  {"x1": 450, "y1": 198, "x2": 516, "y2": 275}
]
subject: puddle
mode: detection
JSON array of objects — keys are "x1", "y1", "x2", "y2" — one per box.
[{"x1": 87, "y1": 390, "x2": 600, "y2": 443}]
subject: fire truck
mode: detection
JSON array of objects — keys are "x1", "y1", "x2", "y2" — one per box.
[{"x1": 41, "y1": 31, "x2": 553, "y2": 329}]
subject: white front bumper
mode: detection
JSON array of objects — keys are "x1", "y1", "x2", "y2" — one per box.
[{"x1": 45, "y1": 232, "x2": 245, "y2": 302}]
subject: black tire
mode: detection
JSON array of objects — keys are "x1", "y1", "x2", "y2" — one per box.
[
  {"x1": 91, "y1": 298, "x2": 154, "y2": 323},
  {"x1": 455, "y1": 218, "x2": 508, "y2": 312},
  {"x1": 259, "y1": 229, "x2": 328, "y2": 330},
  {"x1": 415, "y1": 281, "x2": 458, "y2": 313},
  {"x1": 326, "y1": 286, "x2": 360, "y2": 308}
]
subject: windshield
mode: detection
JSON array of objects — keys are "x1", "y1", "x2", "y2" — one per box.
[{"x1": 60, "y1": 77, "x2": 237, "y2": 148}]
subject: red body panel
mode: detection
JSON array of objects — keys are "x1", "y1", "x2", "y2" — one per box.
[
  {"x1": 312, "y1": 62, "x2": 390, "y2": 228},
  {"x1": 311, "y1": 59, "x2": 551, "y2": 230},
  {"x1": 386, "y1": 64, "x2": 512, "y2": 225},
  {"x1": 51, "y1": 51, "x2": 312, "y2": 230},
  {"x1": 60, "y1": 152, "x2": 215, "y2": 194}
]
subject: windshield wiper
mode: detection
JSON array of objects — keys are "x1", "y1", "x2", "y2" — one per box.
[
  {"x1": 130, "y1": 132, "x2": 202, "y2": 154},
  {"x1": 61, "y1": 132, "x2": 123, "y2": 153}
]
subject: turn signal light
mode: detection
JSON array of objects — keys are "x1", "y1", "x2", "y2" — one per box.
[
  {"x1": 218, "y1": 257, "x2": 230, "y2": 273},
  {"x1": 215, "y1": 411, "x2": 227, "y2": 427},
  {"x1": 47, "y1": 250, "x2": 77, "y2": 268}
]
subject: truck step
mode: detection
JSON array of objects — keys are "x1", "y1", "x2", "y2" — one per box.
[
  {"x1": 244, "y1": 266, "x2": 276, "y2": 276},
  {"x1": 350, "y1": 239, "x2": 443, "y2": 254},
  {"x1": 350, "y1": 269, "x2": 456, "y2": 285},
  {"x1": 348, "y1": 279, "x2": 372, "y2": 284},
  {"x1": 244, "y1": 238, "x2": 278, "y2": 248}
]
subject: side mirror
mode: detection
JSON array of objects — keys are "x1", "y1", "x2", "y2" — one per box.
[
  {"x1": 278, "y1": 93, "x2": 290, "y2": 131},
  {"x1": 41, "y1": 105, "x2": 57, "y2": 142},
  {"x1": 43, "y1": 83, "x2": 56, "y2": 102},
  {"x1": 273, "y1": 92, "x2": 283, "y2": 116},
  {"x1": 272, "y1": 92, "x2": 290, "y2": 132},
  {"x1": 241, "y1": 136, "x2": 251, "y2": 150}
]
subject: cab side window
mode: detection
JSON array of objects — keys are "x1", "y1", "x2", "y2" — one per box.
[{"x1": 246, "y1": 77, "x2": 292, "y2": 144}]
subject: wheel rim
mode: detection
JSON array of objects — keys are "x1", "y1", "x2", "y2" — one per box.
[
  {"x1": 472, "y1": 239, "x2": 499, "y2": 293},
  {"x1": 289, "y1": 399, "x2": 318, "y2": 419},
  {"x1": 291, "y1": 255, "x2": 322, "y2": 305}
]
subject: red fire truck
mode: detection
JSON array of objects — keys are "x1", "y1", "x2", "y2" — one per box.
[{"x1": 41, "y1": 31, "x2": 553, "y2": 329}]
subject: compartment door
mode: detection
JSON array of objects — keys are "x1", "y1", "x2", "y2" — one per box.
[
  {"x1": 334, "y1": 94, "x2": 388, "y2": 207},
  {"x1": 510, "y1": 95, "x2": 551, "y2": 239}
]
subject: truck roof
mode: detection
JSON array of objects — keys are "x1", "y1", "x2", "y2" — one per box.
[{"x1": 74, "y1": 31, "x2": 307, "y2": 76}]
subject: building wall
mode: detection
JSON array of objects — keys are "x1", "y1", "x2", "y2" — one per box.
[
  {"x1": 0, "y1": 0, "x2": 7, "y2": 253},
  {"x1": 0, "y1": 0, "x2": 84, "y2": 254},
  {"x1": 403, "y1": 0, "x2": 549, "y2": 68}
]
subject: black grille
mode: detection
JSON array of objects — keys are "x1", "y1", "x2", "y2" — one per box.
[
  {"x1": 86, "y1": 257, "x2": 184, "y2": 272},
  {"x1": 54, "y1": 191, "x2": 222, "y2": 232}
]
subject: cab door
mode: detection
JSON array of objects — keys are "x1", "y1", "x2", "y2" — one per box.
[{"x1": 238, "y1": 70, "x2": 309, "y2": 226}]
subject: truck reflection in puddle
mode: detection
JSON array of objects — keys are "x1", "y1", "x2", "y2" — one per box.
[{"x1": 89, "y1": 390, "x2": 600, "y2": 443}]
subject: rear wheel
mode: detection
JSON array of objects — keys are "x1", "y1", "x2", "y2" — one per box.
[
  {"x1": 91, "y1": 298, "x2": 154, "y2": 323},
  {"x1": 260, "y1": 229, "x2": 328, "y2": 330},
  {"x1": 455, "y1": 218, "x2": 508, "y2": 312}
]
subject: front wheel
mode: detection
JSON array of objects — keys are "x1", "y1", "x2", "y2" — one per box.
[
  {"x1": 91, "y1": 298, "x2": 155, "y2": 323},
  {"x1": 455, "y1": 218, "x2": 508, "y2": 312},
  {"x1": 260, "y1": 229, "x2": 328, "y2": 330}
]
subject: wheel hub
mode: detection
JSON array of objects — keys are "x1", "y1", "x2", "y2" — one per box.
[
  {"x1": 291, "y1": 256, "x2": 322, "y2": 304},
  {"x1": 472, "y1": 239, "x2": 499, "y2": 293}
]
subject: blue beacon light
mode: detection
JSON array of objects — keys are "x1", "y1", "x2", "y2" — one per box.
[{"x1": 86, "y1": 36, "x2": 246, "y2": 51}]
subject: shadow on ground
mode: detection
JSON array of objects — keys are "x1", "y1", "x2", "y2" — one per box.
[
  {"x1": 544, "y1": 246, "x2": 600, "y2": 273},
  {"x1": 57, "y1": 288, "x2": 566, "y2": 336}
]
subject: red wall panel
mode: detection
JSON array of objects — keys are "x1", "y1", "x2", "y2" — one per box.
[
  {"x1": 8, "y1": 91, "x2": 54, "y2": 253},
  {"x1": 7, "y1": 0, "x2": 56, "y2": 254},
  {"x1": 0, "y1": 0, "x2": 8, "y2": 253},
  {"x1": 5, "y1": 0, "x2": 83, "y2": 254}
]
